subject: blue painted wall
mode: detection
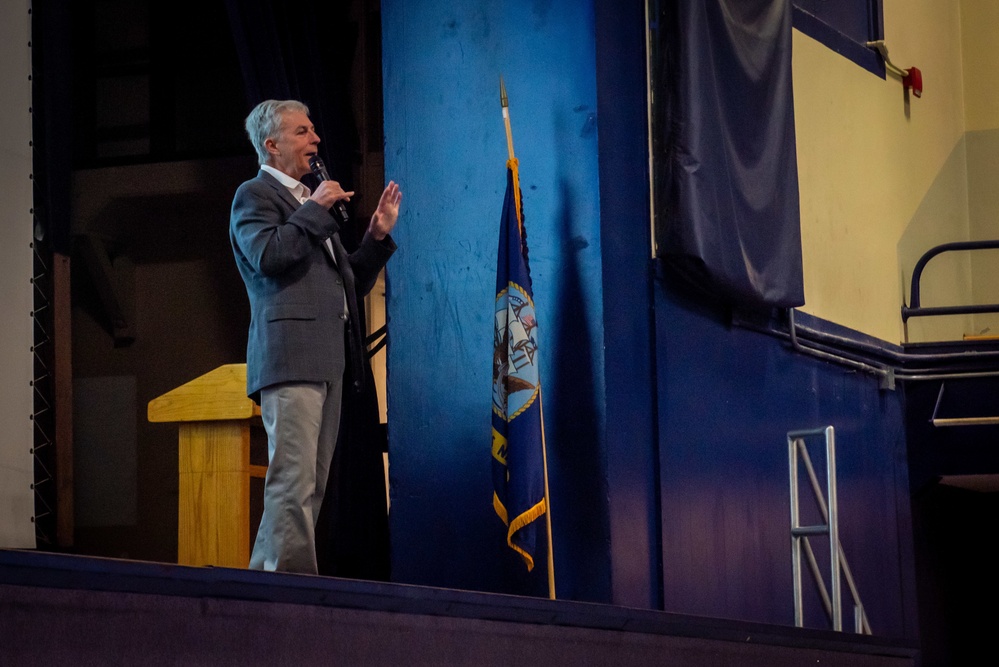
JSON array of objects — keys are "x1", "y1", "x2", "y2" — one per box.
[
  {"x1": 382, "y1": 0, "x2": 618, "y2": 600},
  {"x1": 594, "y1": 0, "x2": 661, "y2": 609},
  {"x1": 382, "y1": 0, "x2": 916, "y2": 636},
  {"x1": 654, "y1": 282, "x2": 915, "y2": 638}
]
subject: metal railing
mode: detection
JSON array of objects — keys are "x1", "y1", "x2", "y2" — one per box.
[
  {"x1": 902, "y1": 240, "x2": 999, "y2": 325},
  {"x1": 788, "y1": 426, "x2": 871, "y2": 634}
]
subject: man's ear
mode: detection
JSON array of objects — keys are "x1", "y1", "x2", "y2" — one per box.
[{"x1": 264, "y1": 137, "x2": 279, "y2": 157}]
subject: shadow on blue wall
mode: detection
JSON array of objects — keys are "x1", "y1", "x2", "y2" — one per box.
[{"x1": 543, "y1": 179, "x2": 611, "y2": 602}]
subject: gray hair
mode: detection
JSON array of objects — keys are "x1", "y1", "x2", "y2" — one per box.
[{"x1": 244, "y1": 99, "x2": 311, "y2": 165}]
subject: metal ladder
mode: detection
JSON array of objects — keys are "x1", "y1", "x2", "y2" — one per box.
[{"x1": 788, "y1": 426, "x2": 871, "y2": 634}]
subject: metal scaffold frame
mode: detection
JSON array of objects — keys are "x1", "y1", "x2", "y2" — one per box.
[{"x1": 788, "y1": 426, "x2": 871, "y2": 634}]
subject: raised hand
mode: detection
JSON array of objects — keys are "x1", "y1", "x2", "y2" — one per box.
[{"x1": 368, "y1": 181, "x2": 402, "y2": 241}]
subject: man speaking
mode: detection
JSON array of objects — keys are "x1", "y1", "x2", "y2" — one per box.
[{"x1": 230, "y1": 99, "x2": 401, "y2": 574}]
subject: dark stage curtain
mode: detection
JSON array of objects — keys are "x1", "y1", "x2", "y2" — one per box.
[
  {"x1": 224, "y1": 0, "x2": 390, "y2": 581},
  {"x1": 315, "y1": 324, "x2": 391, "y2": 581},
  {"x1": 654, "y1": 0, "x2": 804, "y2": 309},
  {"x1": 224, "y1": 0, "x2": 360, "y2": 203},
  {"x1": 32, "y1": 2, "x2": 75, "y2": 255}
]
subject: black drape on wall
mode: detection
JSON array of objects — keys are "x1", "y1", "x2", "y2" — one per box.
[
  {"x1": 32, "y1": 2, "x2": 75, "y2": 255},
  {"x1": 224, "y1": 0, "x2": 390, "y2": 581},
  {"x1": 654, "y1": 0, "x2": 804, "y2": 309}
]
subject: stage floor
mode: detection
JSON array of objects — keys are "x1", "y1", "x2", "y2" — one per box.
[{"x1": 0, "y1": 549, "x2": 917, "y2": 666}]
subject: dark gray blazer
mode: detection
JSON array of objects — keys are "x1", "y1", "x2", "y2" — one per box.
[{"x1": 230, "y1": 170, "x2": 395, "y2": 402}]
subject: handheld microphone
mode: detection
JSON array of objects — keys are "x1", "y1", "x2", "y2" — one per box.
[{"x1": 308, "y1": 155, "x2": 349, "y2": 223}]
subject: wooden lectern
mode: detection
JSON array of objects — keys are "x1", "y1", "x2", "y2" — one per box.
[{"x1": 148, "y1": 364, "x2": 265, "y2": 568}]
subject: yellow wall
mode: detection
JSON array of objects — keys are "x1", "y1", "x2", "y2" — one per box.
[
  {"x1": 961, "y1": 0, "x2": 999, "y2": 132},
  {"x1": 962, "y1": 0, "x2": 999, "y2": 336},
  {"x1": 793, "y1": 0, "x2": 971, "y2": 343}
]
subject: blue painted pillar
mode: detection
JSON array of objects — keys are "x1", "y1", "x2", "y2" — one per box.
[
  {"x1": 382, "y1": 0, "x2": 659, "y2": 602},
  {"x1": 594, "y1": 0, "x2": 661, "y2": 609}
]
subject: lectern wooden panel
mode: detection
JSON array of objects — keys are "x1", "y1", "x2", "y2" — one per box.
[{"x1": 148, "y1": 364, "x2": 265, "y2": 568}]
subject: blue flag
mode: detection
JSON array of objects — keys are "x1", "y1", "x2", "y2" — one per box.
[{"x1": 492, "y1": 162, "x2": 546, "y2": 571}]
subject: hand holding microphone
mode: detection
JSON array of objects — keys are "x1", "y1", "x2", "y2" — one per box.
[{"x1": 308, "y1": 155, "x2": 352, "y2": 222}]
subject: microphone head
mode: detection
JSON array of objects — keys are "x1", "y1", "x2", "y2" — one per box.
[
  {"x1": 309, "y1": 155, "x2": 328, "y2": 181},
  {"x1": 308, "y1": 155, "x2": 348, "y2": 221}
]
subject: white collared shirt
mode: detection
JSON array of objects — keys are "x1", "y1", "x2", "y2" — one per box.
[{"x1": 261, "y1": 164, "x2": 311, "y2": 203}]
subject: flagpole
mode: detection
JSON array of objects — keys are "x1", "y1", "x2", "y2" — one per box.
[
  {"x1": 500, "y1": 76, "x2": 556, "y2": 601},
  {"x1": 536, "y1": 387, "x2": 556, "y2": 600},
  {"x1": 499, "y1": 77, "x2": 522, "y2": 231}
]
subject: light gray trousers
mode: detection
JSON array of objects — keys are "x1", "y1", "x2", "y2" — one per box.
[{"x1": 250, "y1": 380, "x2": 343, "y2": 574}]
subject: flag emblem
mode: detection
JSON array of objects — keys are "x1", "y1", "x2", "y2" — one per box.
[{"x1": 493, "y1": 283, "x2": 540, "y2": 421}]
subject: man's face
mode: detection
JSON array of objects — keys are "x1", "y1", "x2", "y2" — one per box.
[{"x1": 265, "y1": 110, "x2": 320, "y2": 179}]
